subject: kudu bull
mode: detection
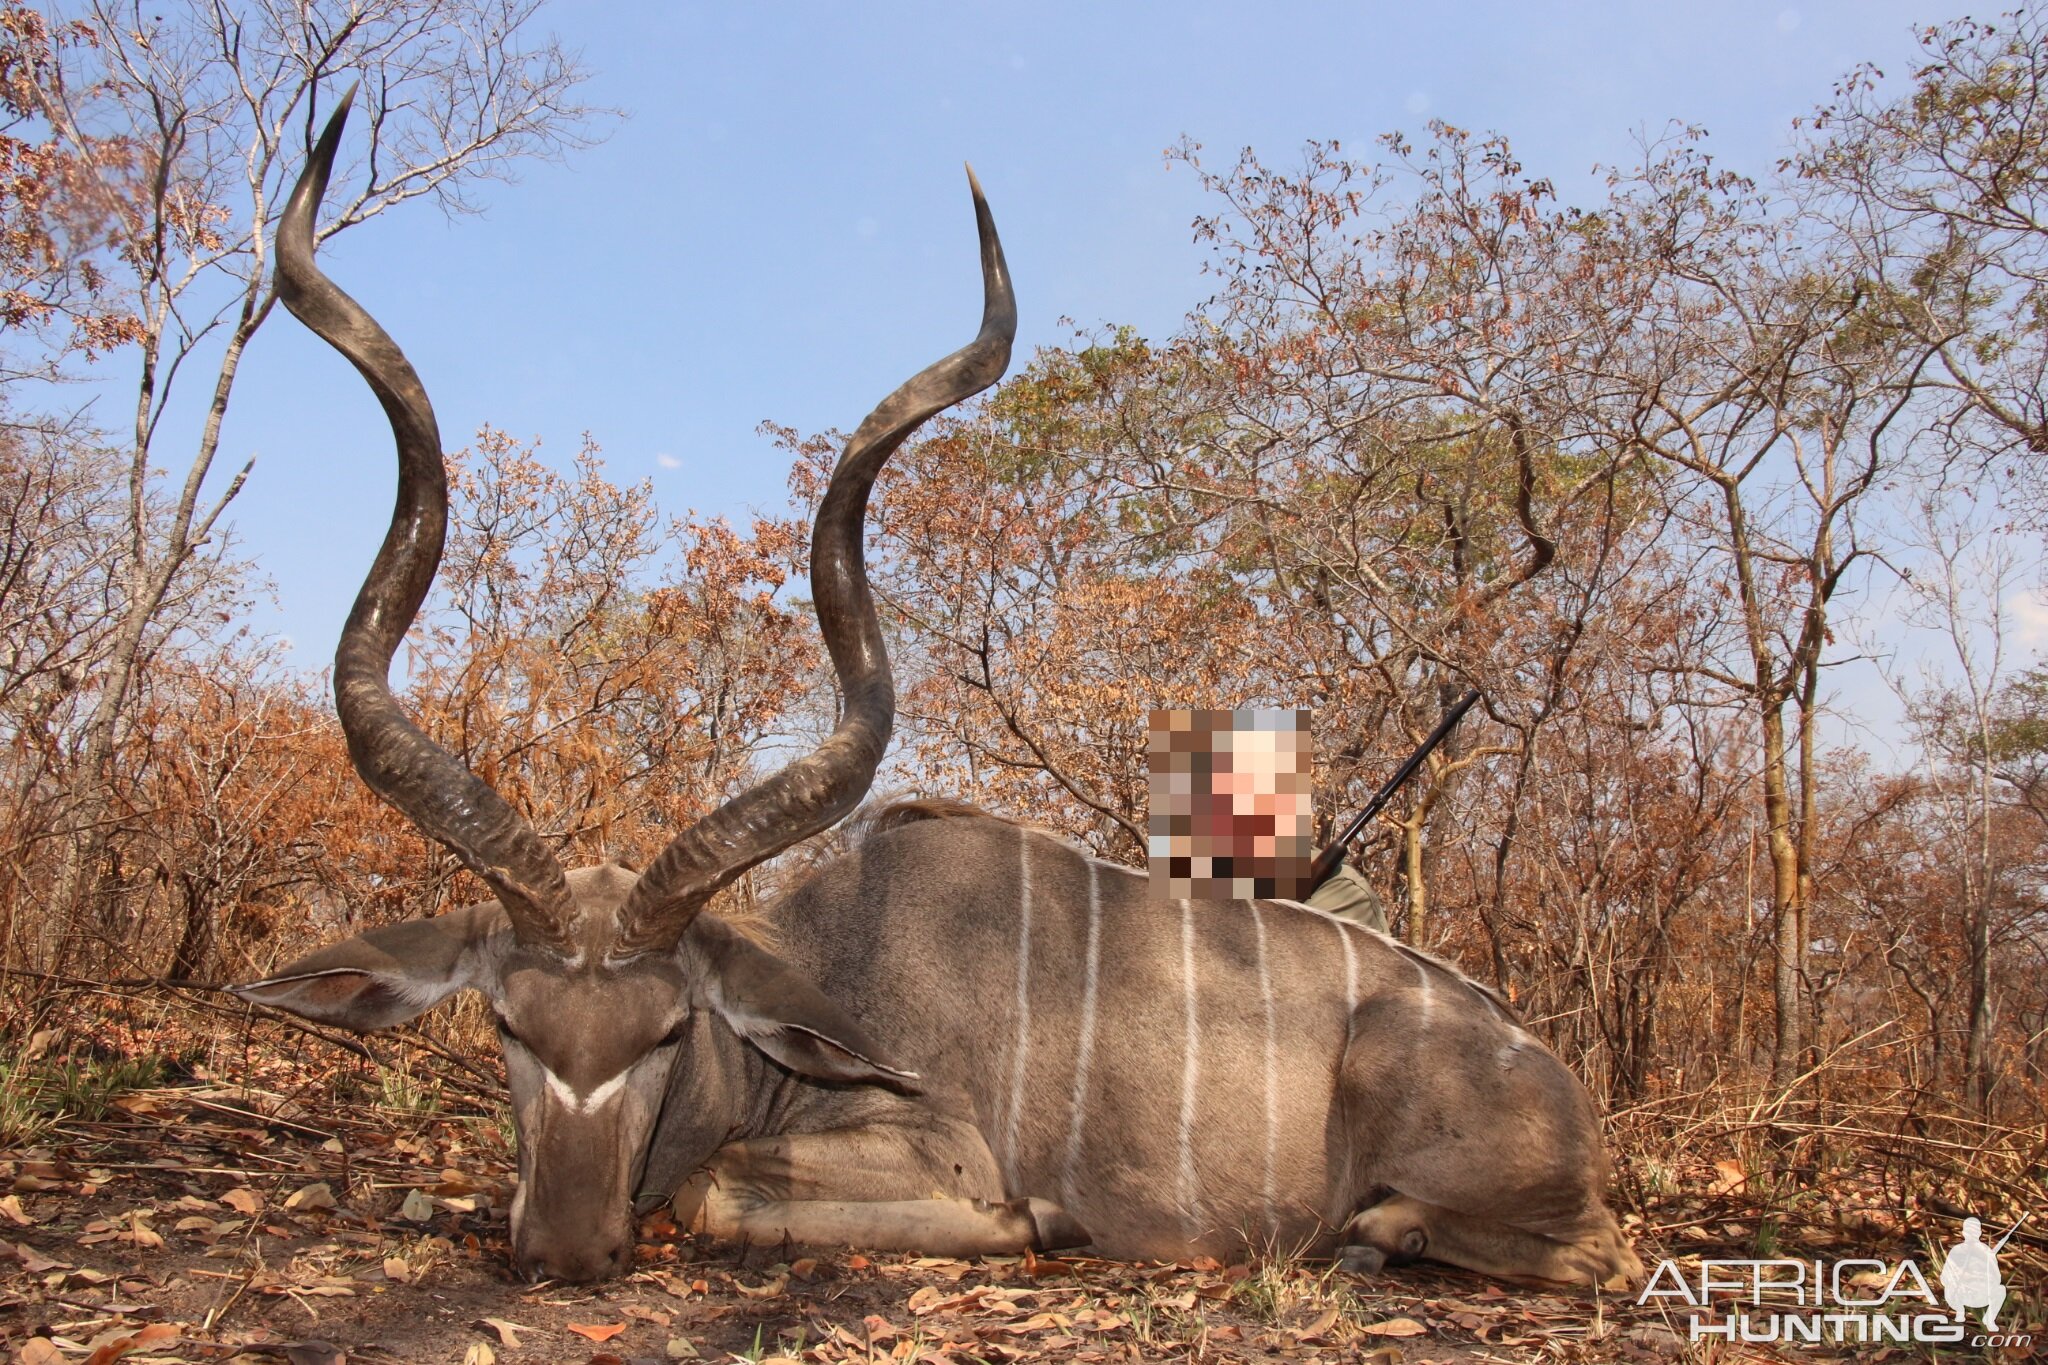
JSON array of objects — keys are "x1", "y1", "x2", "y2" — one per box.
[{"x1": 235, "y1": 96, "x2": 1641, "y2": 1289}]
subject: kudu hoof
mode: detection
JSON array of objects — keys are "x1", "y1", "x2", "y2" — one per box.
[
  {"x1": 1337, "y1": 1244, "x2": 1388, "y2": 1275},
  {"x1": 1010, "y1": 1197, "x2": 1091, "y2": 1251}
]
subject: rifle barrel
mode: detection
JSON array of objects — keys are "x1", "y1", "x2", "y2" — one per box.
[{"x1": 1306, "y1": 688, "x2": 1482, "y2": 892}]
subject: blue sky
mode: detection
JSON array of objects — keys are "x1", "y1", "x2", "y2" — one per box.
[{"x1": 133, "y1": 0, "x2": 1973, "y2": 742}]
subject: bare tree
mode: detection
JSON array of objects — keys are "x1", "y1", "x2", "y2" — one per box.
[
  {"x1": 1796, "y1": 11, "x2": 2048, "y2": 472},
  {"x1": 1557, "y1": 129, "x2": 1946, "y2": 1092},
  {"x1": 0, "y1": 3, "x2": 144, "y2": 385},
  {"x1": 19, "y1": 0, "x2": 609, "y2": 956},
  {"x1": 0, "y1": 419, "x2": 248, "y2": 968},
  {"x1": 1881, "y1": 500, "x2": 2031, "y2": 1112}
]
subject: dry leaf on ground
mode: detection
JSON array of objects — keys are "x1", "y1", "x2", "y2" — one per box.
[
  {"x1": 1360, "y1": 1315, "x2": 1428, "y2": 1337},
  {"x1": 79, "y1": 1322, "x2": 180, "y2": 1365},
  {"x1": 477, "y1": 1317, "x2": 531, "y2": 1347},
  {"x1": 283, "y1": 1182, "x2": 335, "y2": 1211}
]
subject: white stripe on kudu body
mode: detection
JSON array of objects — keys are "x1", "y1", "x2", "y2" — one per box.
[
  {"x1": 1338, "y1": 918, "x2": 1360, "y2": 1016},
  {"x1": 1177, "y1": 897, "x2": 1203, "y2": 1238},
  {"x1": 1002, "y1": 830, "x2": 1036, "y2": 1188},
  {"x1": 1062, "y1": 859, "x2": 1103, "y2": 1207},
  {"x1": 1249, "y1": 900, "x2": 1279, "y2": 1230}
]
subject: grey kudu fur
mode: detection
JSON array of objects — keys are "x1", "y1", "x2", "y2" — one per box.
[{"x1": 235, "y1": 96, "x2": 1642, "y2": 1289}]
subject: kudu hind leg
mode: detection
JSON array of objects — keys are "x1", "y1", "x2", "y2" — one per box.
[
  {"x1": 672, "y1": 1118, "x2": 1087, "y2": 1256},
  {"x1": 1339, "y1": 1193, "x2": 1640, "y2": 1290}
]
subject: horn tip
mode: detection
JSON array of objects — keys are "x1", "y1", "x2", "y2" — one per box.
[{"x1": 311, "y1": 84, "x2": 358, "y2": 165}]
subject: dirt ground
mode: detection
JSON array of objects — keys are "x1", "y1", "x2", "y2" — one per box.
[{"x1": 0, "y1": 1035, "x2": 2035, "y2": 1365}]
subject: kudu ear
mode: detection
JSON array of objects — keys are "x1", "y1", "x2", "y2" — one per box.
[
  {"x1": 685, "y1": 918, "x2": 922, "y2": 1095},
  {"x1": 232, "y1": 904, "x2": 508, "y2": 1032}
]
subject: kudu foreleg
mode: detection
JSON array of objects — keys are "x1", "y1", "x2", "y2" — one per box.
[{"x1": 672, "y1": 1118, "x2": 1088, "y2": 1256}]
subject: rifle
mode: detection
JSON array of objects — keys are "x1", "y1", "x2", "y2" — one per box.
[{"x1": 1305, "y1": 689, "x2": 1482, "y2": 896}]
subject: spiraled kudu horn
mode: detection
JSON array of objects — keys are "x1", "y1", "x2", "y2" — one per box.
[
  {"x1": 278, "y1": 91, "x2": 578, "y2": 951},
  {"x1": 611, "y1": 168, "x2": 1016, "y2": 957}
]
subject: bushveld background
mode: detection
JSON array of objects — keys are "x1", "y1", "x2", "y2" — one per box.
[{"x1": 1, "y1": 2, "x2": 2045, "y2": 1361}]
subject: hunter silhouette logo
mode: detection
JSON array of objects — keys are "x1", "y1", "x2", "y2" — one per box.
[{"x1": 1941, "y1": 1214, "x2": 2024, "y2": 1331}]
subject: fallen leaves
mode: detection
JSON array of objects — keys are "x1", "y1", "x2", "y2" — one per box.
[
  {"x1": 477, "y1": 1316, "x2": 533, "y2": 1347},
  {"x1": 281, "y1": 1181, "x2": 335, "y2": 1212},
  {"x1": 620, "y1": 1303, "x2": 672, "y2": 1327},
  {"x1": 172, "y1": 1213, "x2": 247, "y2": 1244},
  {"x1": 76, "y1": 1211, "x2": 162, "y2": 1249},
  {"x1": 0, "y1": 1237, "x2": 69, "y2": 1273},
  {"x1": 221, "y1": 1187, "x2": 264, "y2": 1215},
  {"x1": 0, "y1": 1050, "x2": 1957, "y2": 1365},
  {"x1": 729, "y1": 1271, "x2": 786, "y2": 1298},
  {"x1": 1359, "y1": 1314, "x2": 1429, "y2": 1337},
  {"x1": 79, "y1": 1321, "x2": 180, "y2": 1364},
  {"x1": 1294, "y1": 1304, "x2": 1341, "y2": 1342},
  {"x1": 906, "y1": 1283, "x2": 1051, "y2": 1317},
  {"x1": 1707, "y1": 1159, "x2": 1748, "y2": 1196}
]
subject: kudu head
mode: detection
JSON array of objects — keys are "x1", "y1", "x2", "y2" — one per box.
[{"x1": 232, "y1": 91, "x2": 1014, "y2": 1282}]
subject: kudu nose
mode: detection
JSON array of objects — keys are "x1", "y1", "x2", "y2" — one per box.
[
  {"x1": 512, "y1": 1191, "x2": 637, "y2": 1283},
  {"x1": 516, "y1": 1234, "x2": 633, "y2": 1284}
]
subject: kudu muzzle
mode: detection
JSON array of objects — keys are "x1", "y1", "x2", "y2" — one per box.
[{"x1": 507, "y1": 1101, "x2": 648, "y2": 1282}]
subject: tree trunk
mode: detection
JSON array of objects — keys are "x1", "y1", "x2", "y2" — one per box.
[
  {"x1": 169, "y1": 870, "x2": 217, "y2": 982},
  {"x1": 1965, "y1": 848, "x2": 1993, "y2": 1115},
  {"x1": 1760, "y1": 701, "x2": 1805, "y2": 1092},
  {"x1": 1401, "y1": 815, "x2": 1428, "y2": 946}
]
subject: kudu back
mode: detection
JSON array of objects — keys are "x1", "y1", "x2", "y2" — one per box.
[{"x1": 235, "y1": 96, "x2": 1640, "y2": 1290}]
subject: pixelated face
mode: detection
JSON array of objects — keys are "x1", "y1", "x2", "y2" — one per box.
[{"x1": 1148, "y1": 708, "x2": 1314, "y2": 900}]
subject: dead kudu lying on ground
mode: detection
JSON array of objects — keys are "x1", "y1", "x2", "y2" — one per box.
[{"x1": 233, "y1": 94, "x2": 1642, "y2": 1290}]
